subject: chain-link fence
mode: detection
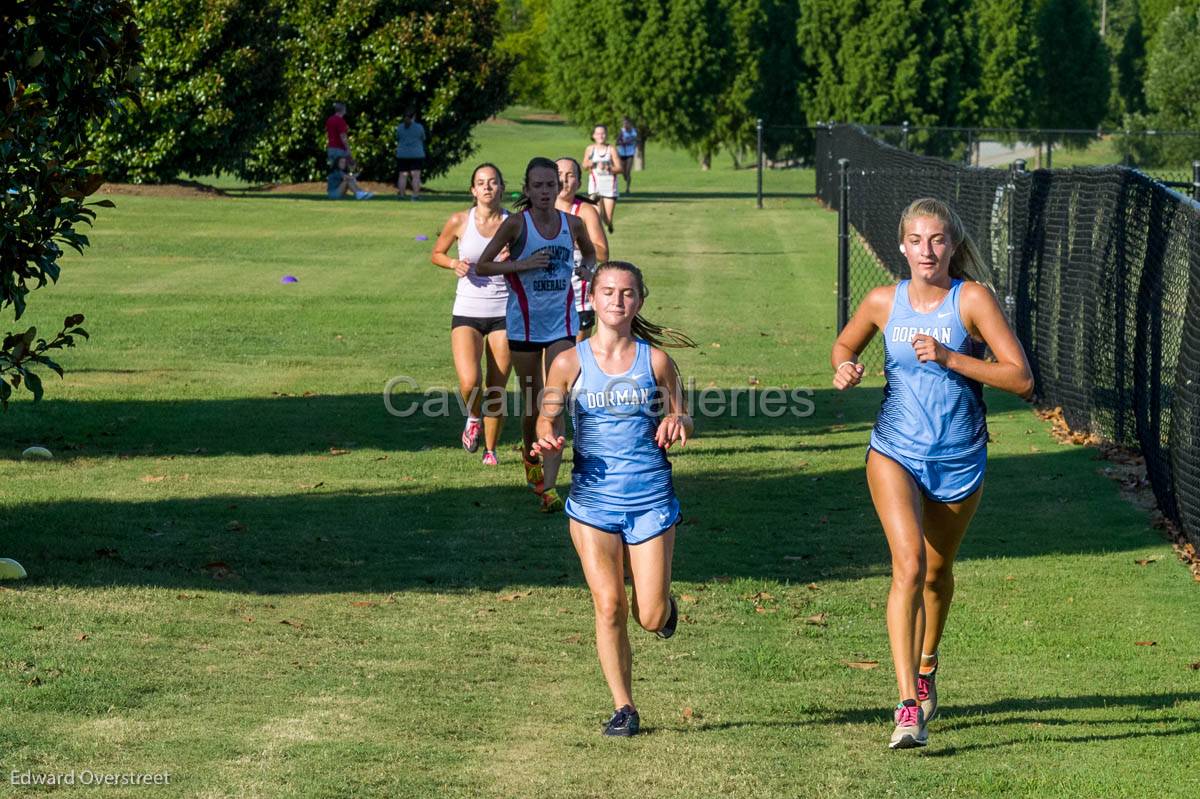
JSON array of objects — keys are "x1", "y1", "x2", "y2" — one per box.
[{"x1": 817, "y1": 123, "x2": 1200, "y2": 549}]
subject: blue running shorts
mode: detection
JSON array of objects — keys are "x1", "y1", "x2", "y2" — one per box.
[
  {"x1": 565, "y1": 496, "x2": 682, "y2": 545},
  {"x1": 868, "y1": 443, "x2": 986, "y2": 504}
]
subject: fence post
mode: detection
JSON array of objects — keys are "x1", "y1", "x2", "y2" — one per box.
[
  {"x1": 965, "y1": 129, "x2": 974, "y2": 167},
  {"x1": 1046, "y1": 139, "x2": 1053, "y2": 169},
  {"x1": 756, "y1": 118, "x2": 764, "y2": 210},
  {"x1": 1192, "y1": 161, "x2": 1200, "y2": 202},
  {"x1": 1005, "y1": 160, "x2": 1026, "y2": 324},
  {"x1": 837, "y1": 158, "x2": 850, "y2": 332},
  {"x1": 901, "y1": 121, "x2": 910, "y2": 151}
]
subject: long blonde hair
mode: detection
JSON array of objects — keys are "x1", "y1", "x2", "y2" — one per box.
[
  {"x1": 898, "y1": 197, "x2": 990, "y2": 284},
  {"x1": 590, "y1": 261, "x2": 696, "y2": 349}
]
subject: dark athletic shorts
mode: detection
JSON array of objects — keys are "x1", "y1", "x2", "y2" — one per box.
[
  {"x1": 507, "y1": 336, "x2": 575, "y2": 353},
  {"x1": 451, "y1": 315, "x2": 506, "y2": 336},
  {"x1": 397, "y1": 157, "x2": 425, "y2": 172}
]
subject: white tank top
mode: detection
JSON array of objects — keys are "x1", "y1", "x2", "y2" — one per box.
[
  {"x1": 588, "y1": 146, "x2": 618, "y2": 198},
  {"x1": 452, "y1": 208, "x2": 509, "y2": 318}
]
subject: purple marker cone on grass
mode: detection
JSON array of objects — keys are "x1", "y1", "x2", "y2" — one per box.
[
  {"x1": 415, "y1": 235, "x2": 429, "y2": 242},
  {"x1": 280, "y1": 275, "x2": 298, "y2": 284}
]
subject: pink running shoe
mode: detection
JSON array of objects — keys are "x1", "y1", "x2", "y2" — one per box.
[
  {"x1": 889, "y1": 700, "x2": 927, "y2": 749},
  {"x1": 461, "y1": 419, "x2": 482, "y2": 453},
  {"x1": 917, "y1": 667, "x2": 938, "y2": 723},
  {"x1": 482, "y1": 450, "x2": 498, "y2": 466}
]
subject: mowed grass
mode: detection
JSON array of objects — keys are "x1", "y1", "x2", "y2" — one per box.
[{"x1": 0, "y1": 110, "x2": 1197, "y2": 798}]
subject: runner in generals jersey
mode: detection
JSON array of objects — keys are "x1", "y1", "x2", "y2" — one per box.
[
  {"x1": 477, "y1": 157, "x2": 597, "y2": 513},
  {"x1": 556, "y1": 157, "x2": 610, "y2": 340},
  {"x1": 832, "y1": 197, "x2": 1033, "y2": 751}
]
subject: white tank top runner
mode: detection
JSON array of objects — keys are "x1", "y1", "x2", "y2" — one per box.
[
  {"x1": 452, "y1": 208, "x2": 509, "y2": 318},
  {"x1": 588, "y1": 145, "x2": 618, "y2": 198}
]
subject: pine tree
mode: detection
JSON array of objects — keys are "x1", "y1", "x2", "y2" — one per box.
[
  {"x1": 972, "y1": 0, "x2": 1039, "y2": 128},
  {"x1": 1034, "y1": 0, "x2": 1111, "y2": 129}
]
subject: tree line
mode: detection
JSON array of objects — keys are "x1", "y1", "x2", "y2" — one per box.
[
  {"x1": 89, "y1": 0, "x2": 1200, "y2": 182},
  {"x1": 501, "y1": 0, "x2": 1200, "y2": 166}
]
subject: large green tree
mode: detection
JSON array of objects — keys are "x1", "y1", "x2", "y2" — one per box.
[
  {"x1": 92, "y1": 0, "x2": 514, "y2": 184},
  {"x1": 497, "y1": 0, "x2": 552, "y2": 107},
  {"x1": 971, "y1": 0, "x2": 1039, "y2": 128},
  {"x1": 545, "y1": 0, "x2": 801, "y2": 167},
  {"x1": 797, "y1": 0, "x2": 975, "y2": 155},
  {"x1": 1, "y1": 0, "x2": 140, "y2": 403},
  {"x1": 90, "y1": 0, "x2": 283, "y2": 183},
  {"x1": 244, "y1": 0, "x2": 513, "y2": 183},
  {"x1": 1121, "y1": 6, "x2": 1200, "y2": 165},
  {"x1": 1033, "y1": 0, "x2": 1110, "y2": 129}
]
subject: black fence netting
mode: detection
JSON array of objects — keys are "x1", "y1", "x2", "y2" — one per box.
[{"x1": 816, "y1": 124, "x2": 1200, "y2": 548}]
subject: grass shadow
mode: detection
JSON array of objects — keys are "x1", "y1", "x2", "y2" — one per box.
[{"x1": 0, "y1": 445, "x2": 1159, "y2": 594}]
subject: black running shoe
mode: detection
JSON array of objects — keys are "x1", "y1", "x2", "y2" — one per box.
[
  {"x1": 655, "y1": 595, "x2": 679, "y2": 640},
  {"x1": 602, "y1": 704, "x2": 640, "y2": 737}
]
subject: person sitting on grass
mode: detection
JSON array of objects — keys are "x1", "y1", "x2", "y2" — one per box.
[{"x1": 327, "y1": 156, "x2": 373, "y2": 200}]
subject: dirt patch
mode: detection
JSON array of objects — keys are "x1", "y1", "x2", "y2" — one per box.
[
  {"x1": 98, "y1": 181, "x2": 227, "y2": 199},
  {"x1": 99, "y1": 180, "x2": 409, "y2": 198}
]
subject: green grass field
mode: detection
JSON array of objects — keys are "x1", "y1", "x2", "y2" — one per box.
[{"x1": 1, "y1": 110, "x2": 1196, "y2": 798}]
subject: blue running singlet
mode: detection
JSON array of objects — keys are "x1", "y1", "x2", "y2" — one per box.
[
  {"x1": 505, "y1": 210, "x2": 578, "y2": 343},
  {"x1": 870, "y1": 279, "x2": 988, "y2": 461},
  {"x1": 570, "y1": 339, "x2": 675, "y2": 511}
]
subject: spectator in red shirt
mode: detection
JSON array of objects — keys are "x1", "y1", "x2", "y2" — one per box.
[{"x1": 326, "y1": 102, "x2": 351, "y2": 167}]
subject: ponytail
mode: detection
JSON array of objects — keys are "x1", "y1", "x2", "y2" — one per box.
[{"x1": 590, "y1": 261, "x2": 696, "y2": 349}]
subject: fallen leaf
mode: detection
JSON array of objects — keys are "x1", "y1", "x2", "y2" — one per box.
[
  {"x1": 563, "y1": 634, "x2": 581, "y2": 644},
  {"x1": 805, "y1": 613, "x2": 828, "y2": 626},
  {"x1": 842, "y1": 660, "x2": 879, "y2": 670},
  {"x1": 755, "y1": 606, "x2": 766, "y2": 613},
  {"x1": 351, "y1": 601, "x2": 377, "y2": 608},
  {"x1": 680, "y1": 594, "x2": 697, "y2": 602},
  {"x1": 140, "y1": 475, "x2": 167, "y2": 483},
  {"x1": 329, "y1": 447, "x2": 350, "y2": 456},
  {"x1": 1134, "y1": 557, "x2": 1159, "y2": 565},
  {"x1": 1134, "y1": 641, "x2": 1157, "y2": 646},
  {"x1": 279, "y1": 619, "x2": 304, "y2": 629},
  {"x1": 303, "y1": 481, "x2": 325, "y2": 489},
  {"x1": 243, "y1": 616, "x2": 254, "y2": 623},
  {"x1": 682, "y1": 706, "x2": 699, "y2": 721},
  {"x1": 807, "y1": 583, "x2": 820, "y2": 591},
  {"x1": 498, "y1": 590, "x2": 532, "y2": 602},
  {"x1": 748, "y1": 376, "x2": 760, "y2": 386},
  {"x1": 203, "y1": 561, "x2": 234, "y2": 579},
  {"x1": 75, "y1": 633, "x2": 89, "y2": 641},
  {"x1": 710, "y1": 342, "x2": 721, "y2": 348},
  {"x1": 225, "y1": 520, "x2": 246, "y2": 532},
  {"x1": 1189, "y1": 662, "x2": 1200, "y2": 670},
  {"x1": 746, "y1": 591, "x2": 774, "y2": 602}
]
